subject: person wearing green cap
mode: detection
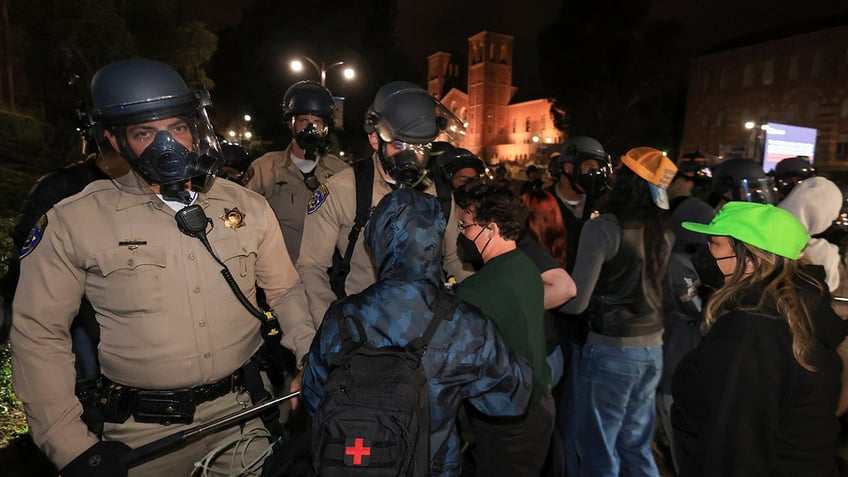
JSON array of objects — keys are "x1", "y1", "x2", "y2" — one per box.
[{"x1": 671, "y1": 201, "x2": 846, "y2": 476}]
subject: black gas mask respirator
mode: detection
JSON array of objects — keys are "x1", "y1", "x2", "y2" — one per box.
[
  {"x1": 136, "y1": 130, "x2": 221, "y2": 204},
  {"x1": 380, "y1": 142, "x2": 430, "y2": 189},
  {"x1": 572, "y1": 163, "x2": 612, "y2": 199},
  {"x1": 294, "y1": 123, "x2": 331, "y2": 161}
]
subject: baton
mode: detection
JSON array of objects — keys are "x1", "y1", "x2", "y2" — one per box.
[{"x1": 121, "y1": 390, "x2": 301, "y2": 467}]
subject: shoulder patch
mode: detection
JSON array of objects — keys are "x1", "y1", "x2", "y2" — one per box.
[
  {"x1": 20, "y1": 215, "x2": 48, "y2": 259},
  {"x1": 307, "y1": 183, "x2": 330, "y2": 215}
]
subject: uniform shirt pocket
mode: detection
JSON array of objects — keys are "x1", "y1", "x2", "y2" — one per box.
[
  {"x1": 92, "y1": 246, "x2": 168, "y2": 314},
  {"x1": 210, "y1": 234, "x2": 258, "y2": 292}
]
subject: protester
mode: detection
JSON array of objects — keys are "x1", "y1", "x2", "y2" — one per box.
[
  {"x1": 302, "y1": 189, "x2": 533, "y2": 477},
  {"x1": 672, "y1": 201, "x2": 845, "y2": 476},
  {"x1": 560, "y1": 146, "x2": 677, "y2": 477}
]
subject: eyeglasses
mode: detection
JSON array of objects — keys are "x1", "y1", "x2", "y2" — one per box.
[{"x1": 457, "y1": 220, "x2": 480, "y2": 233}]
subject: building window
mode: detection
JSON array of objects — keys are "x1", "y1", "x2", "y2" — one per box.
[
  {"x1": 715, "y1": 111, "x2": 725, "y2": 127},
  {"x1": 807, "y1": 101, "x2": 818, "y2": 120},
  {"x1": 489, "y1": 43, "x2": 495, "y2": 60},
  {"x1": 812, "y1": 51, "x2": 822, "y2": 78},
  {"x1": 541, "y1": 114, "x2": 546, "y2": 130},
  {"x1": 500, "y1": 45, "x2": 507, "y2": 63},
  {"x1": 787, "y1": 103, "x2": 797, "y2": 122},
  {"x1": 512, "y1": 118, "x2": 517, "y2": 133},
  {"x1": 788, "y1": 56, "x2": 798, "y2": 80},
  {"x1": 837, "y1": 134, "x2": 848, "y2": 160},
  {"x1": 743, "y1": 64, "x2": 754, "y2": 87},
  {"x1": 525, "y1": 117, "x2": 531, "y2": 132},
  {"x1": 762, "y1": 60, "x2": 774, "y2": 85}
]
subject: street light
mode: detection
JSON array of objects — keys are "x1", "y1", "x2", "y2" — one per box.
[{"x1": 290, "y1": 56, "x2": 355, "y2": 87}]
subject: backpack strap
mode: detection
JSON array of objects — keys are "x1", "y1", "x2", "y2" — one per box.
[
  {"x1": 330, "y1": 300, "x2": 367, "y2": 345},
  {"x1": 329, "y1": 157, "x2": 374, "y2": 298},
  {"x1": 408, "y1": 290, "x2": 459, "y2": 358}
]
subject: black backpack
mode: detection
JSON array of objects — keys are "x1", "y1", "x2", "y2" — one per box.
[{"x1": 312, "y1": 291, "x2": 457, "y2": 476}]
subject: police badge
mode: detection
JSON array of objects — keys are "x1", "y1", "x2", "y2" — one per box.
[{"x1": 220, "y1": 208, "x2": 247, "y2": 230}]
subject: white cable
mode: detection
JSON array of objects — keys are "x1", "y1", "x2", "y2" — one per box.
[{"x1": 189, "y1": 427, "x2": 276, "y2": 477}]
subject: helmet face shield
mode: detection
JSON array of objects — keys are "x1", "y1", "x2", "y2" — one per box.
[{"x1": 737, "y1": 177, "x2": 777, "y2": 204}]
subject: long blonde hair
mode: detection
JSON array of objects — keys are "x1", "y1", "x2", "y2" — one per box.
[{"x1": 703, "y1": 238, "x2": 822, "y2": 371}]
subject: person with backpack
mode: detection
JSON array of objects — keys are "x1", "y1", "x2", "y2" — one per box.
[
  {"x1": 296, "y1": 81, "x2": 471, "y2": 326},
  {"x1": 302, "y1": 189, "x2": 533, "y2": 477}
]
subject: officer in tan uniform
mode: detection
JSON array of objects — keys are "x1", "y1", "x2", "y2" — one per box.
[
  {"x1": 296, "y1": 81, "x2": 472, "y2": 325},
  {"x1": 243, "y1": 81, "x2": 349, "y2": 262},
  {"x1": 10, "y1": 59, "x2": 315, "y2": 477}
]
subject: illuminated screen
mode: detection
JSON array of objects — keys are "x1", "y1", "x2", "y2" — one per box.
[{"x1": 762, "y1": 122, "x2": 816, "y2": 173}]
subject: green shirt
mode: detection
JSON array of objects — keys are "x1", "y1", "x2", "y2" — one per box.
[{"x1": 457, "y1": 248, "x2": 550, "y2": 401}]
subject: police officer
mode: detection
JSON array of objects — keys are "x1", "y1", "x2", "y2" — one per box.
[
  {"x1": 243, "y1": 81, "x2": 349, "y2": 262},
  {"x1": 546, "y1": 136, "x2": 612, "y2": 273},
  {"x1": 773, "y1": 155, "x2": 815, "y2": 201},
  {"x1": 708, "y1": 157, "x2": 777, "y2": 208},
  {"x1": 10, "y1": 59, "x2": 315, "y2": 476},
  {"x1": 296, "y1": 81, "x2": 470, "y2": 325}
]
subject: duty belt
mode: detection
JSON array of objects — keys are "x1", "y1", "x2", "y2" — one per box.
[{"x1": 98, "y1": 370, "x2": 245, "y2": 426}]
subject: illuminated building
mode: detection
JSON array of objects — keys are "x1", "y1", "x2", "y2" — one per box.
[
  {"x1": 681, "y1": 21, "x2": 848, "y2": 170},
  {"x1": 427, "y1": 31, "x2": 563, "y2": 168}
]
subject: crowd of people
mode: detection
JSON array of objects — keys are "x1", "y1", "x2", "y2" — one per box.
[{"x1": 3, "y1": 56, "x2": 848, "y2": 477}]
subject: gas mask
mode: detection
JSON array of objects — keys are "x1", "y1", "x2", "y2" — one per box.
[
  {"x1": 294, "y1": 123, "x2": 331, "y2": 160},
  {"x1": 135, "y1": 130, "x2": 221, "y2": 204},
  {"x1": 568, "y1": 158, "x2": 612, "y2": 198},
  {"x1": 380, "y1": 140, "x2": 431, "y2": 189}
]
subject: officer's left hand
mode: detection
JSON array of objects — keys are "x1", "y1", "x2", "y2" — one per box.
[
  {"x1": 289, "y1": 367, "x2": 304, "y2": 410},
  {"x1": 61, "y1": 440, "x2": 131, "y2": 477}
]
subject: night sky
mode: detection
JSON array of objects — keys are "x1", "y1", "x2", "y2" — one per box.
[{"x1": 185, "y1": 0, "x2": 848, "y2": 99}]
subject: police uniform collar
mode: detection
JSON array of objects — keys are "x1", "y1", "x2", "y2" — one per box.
[{"x1": 114, "y1": 171, "x2": 161, "y2": 210}]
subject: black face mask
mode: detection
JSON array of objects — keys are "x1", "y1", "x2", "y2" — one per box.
[
  {"x1": 691, "y1": 243, "x2": 730, "y2": 290},
  {"x1": 457, "y1": 233, "x2": 484, "y2": 271},
  {"x1": 136, "y1": 131, "x2": 220, "y2": 204},
  {"x1": 294, "y1": 123, "x2": 331, "y2": 160}
]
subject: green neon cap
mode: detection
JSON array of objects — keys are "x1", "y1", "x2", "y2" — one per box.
[{"x1": 681, "y1": 201, "x2": 809, "y2": 259}]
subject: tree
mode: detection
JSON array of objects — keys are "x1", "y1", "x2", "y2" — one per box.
[
  {"x1": 538, "y1": 0, "x2": 686, "y2": 157},
  {"x1": 9, "y1": 0, "x2": 218, "y2": 159}
]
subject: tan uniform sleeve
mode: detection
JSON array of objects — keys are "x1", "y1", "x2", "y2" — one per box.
[
  {"x1": 10, "y1": 211, "x2": 99, "y2": 469},
  {"x1": 243, "y1": 155, "x2": 272, "y2": 196},
  {"x1": 296, "y1": 180, "x2": 347, "y2": 327},
  {"x1": 253, "y1": 201, "x2": 315, "y2": 363}
]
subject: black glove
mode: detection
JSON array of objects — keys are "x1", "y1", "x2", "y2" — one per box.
[{"x1": 61, "y1": 441, "x2": 131, "y2": 477}]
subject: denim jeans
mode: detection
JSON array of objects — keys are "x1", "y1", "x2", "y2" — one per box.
[{"x1": 573, "y1": 343, "x2": 663, "y2": 477}]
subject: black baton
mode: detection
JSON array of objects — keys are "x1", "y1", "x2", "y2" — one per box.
[{"x1": 121, "y1": 390, "x2": 301, "y2": 467}]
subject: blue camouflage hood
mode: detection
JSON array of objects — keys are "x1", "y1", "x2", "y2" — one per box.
[{"x1": 365, "y1": 189, "x2": 445, "y2": 286}]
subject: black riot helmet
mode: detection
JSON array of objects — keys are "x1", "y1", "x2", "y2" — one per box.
[
  {"x1": 773, "y1": 155, "x2": 815, "y2": 198},
  {"x1": 282, "y1": 81, "x2": 335, "y2": 160},
  {"x1": 550, "y1": 136, "x2": 612, "y2": 198},
  {"x1": 438, "y1": 147, "x2": 485, "y2": 188},
  {"x1": 82, "y1": 58, "x2": 223, "y2": 204},
  {"x1": 710, "y1": 157, "x2": 776, "y2": 205},
  {"x1": 364, "y1": 81, "x2": 452, "y2": 188}
]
